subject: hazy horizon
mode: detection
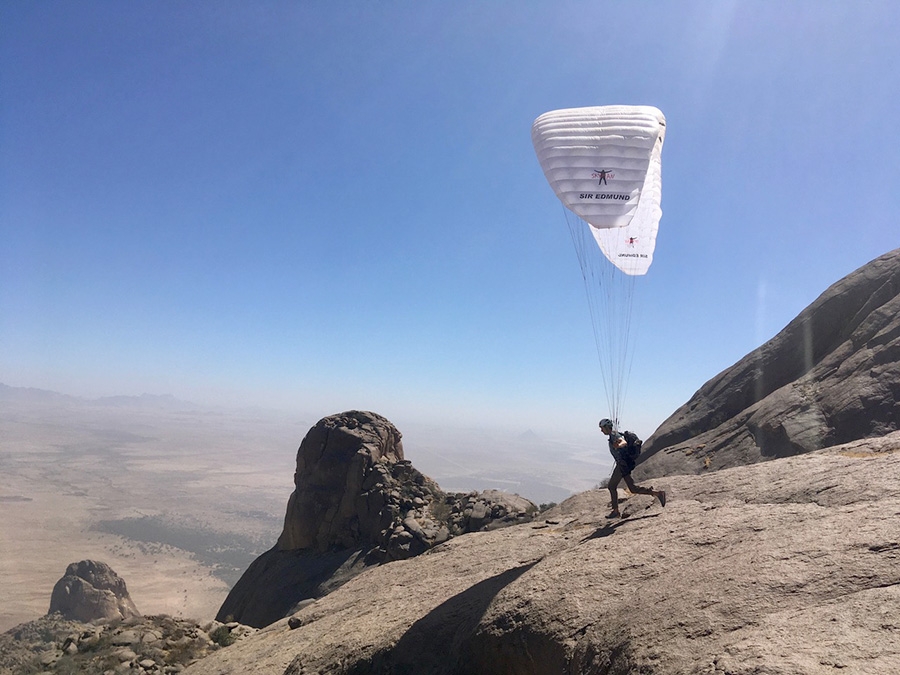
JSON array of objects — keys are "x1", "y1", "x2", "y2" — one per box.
[
  {"x1": 0, "y1": 379, "x2": 606, "y2": 630},
  {"x1": 0, "y1": 380, "x2": 608, "y2": 504}
]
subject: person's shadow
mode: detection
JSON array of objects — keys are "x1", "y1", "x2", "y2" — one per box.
[{"x1": 580, "y1": 513, "x2": 661, "y2": 543}]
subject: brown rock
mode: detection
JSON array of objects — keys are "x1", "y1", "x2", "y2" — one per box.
[
  {"x1": 276, "y1": 410, "x2": 405, "y2": 552},
  {"x1": 216, "y1": 411, "x2": 536, "y2": 629},
  {"x1": 47, "y1": 560, "x2": 140, "y2": 623}
]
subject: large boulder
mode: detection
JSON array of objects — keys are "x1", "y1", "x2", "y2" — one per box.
[
  {"x1": 47, "y1": 560, "x2": 140, "y2": 623},
  {"x1": 635, "y1": 247, "x2": 900, "y2": 479},
  {"x1": 217, "y1": 411, "x2": 537, "y2": 628}
]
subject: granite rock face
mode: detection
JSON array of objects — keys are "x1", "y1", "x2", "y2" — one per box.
[
  {"x1": 186, "y1": 432, "x2": 900, "y2": 675},
  {"x1": 636, "y1": 247, "x2": 900, "y2": 479},
  {"x1": 47, "y1": 560, "x2": 140, "y2": 623},
  {"x1": 216, "y1": 411, "x2": 537, "y2": 628},
  {"x1": 275, "y1": 410, "x2": 406, "y2": 552}
]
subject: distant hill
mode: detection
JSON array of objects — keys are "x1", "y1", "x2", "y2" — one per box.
[
  {"x1": 0, "y1": 383, "x2": 194, "y2": 410},
  {"x1": 94, "y1": 393, "x2": 186, "y2": 409},
  {"x1": 0, "y1": 383, "x2": 75, "y2": 403}
]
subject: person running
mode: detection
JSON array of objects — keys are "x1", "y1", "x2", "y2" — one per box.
[{"x1": 599, "y1": 418, "x2": 666, "y2": 518}]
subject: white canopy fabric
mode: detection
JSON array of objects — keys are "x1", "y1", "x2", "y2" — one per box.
[{"x1": 532, "y1": 105, "x2": 665, "y2": 275}]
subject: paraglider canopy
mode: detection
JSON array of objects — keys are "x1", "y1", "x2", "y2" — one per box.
[
  {"x1": 531, "y1": 105, "x2": 666, "y2": 428},
  {"x1": 532, "y1": 105, "x2": 666, "y2": 275}
]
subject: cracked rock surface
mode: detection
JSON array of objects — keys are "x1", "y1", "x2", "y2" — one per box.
[{"x1": 186, "y1": 432, "x2": 900, "y2": 675}]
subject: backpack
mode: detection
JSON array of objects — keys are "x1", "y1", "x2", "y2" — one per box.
[{"x1": 621, "y1": 431, "x2": 643, "y2": 461}]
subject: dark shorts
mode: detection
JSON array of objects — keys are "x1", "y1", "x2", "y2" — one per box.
[{"x1": 616, "y1": 456, "x2": 637, "y2": 477}]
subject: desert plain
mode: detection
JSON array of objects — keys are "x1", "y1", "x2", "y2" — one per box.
[
  {"x1": 0, "y1": 391, "x2": 303, "y2": 631},
  {"x1": 0, "y1": 387, "x2": 606, "y2": 632}
]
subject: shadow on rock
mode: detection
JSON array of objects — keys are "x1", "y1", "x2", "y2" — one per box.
[
  {"x1": 335, "y1": 561, "x2": 540, "y2": 675},
  {"x1": 581, "y1": 513, "x2": 661, "y2": 543},
  {"x1": 216, "y1": 548, "x2": 366, "y2": 628}
]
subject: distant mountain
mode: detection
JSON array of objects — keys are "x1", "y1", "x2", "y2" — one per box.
[
  {"x1": 635, "y1": 247, "x2": 900, "y2": 479},
  {"x1": 0, "y1": 383, "x2": 76, "y2": 403},
  {"x1": 0, "y1": 383, "x2": 193, "y2": 410},
  {"x1": 516, "y1": 429, "x2": 542, "y2": 442},
  {"x1": 94, "y1": 393, "x2": 186, "y2": 409}
]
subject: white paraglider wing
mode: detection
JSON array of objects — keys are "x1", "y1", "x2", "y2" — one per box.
[
  {"x1": 590, "y1": 122, "x2": 665, "y2": 275},
  {"x1": 531, "y1": 105, "x2": 665, "y2": 234}
]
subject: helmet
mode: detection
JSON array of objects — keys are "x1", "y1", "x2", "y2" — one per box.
[{"x1": 599, "y1": 418, "x2": 613, "y2": 429}]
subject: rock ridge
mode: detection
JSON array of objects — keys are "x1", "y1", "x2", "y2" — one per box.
[
  {"x1": 0, "y1": 613, "x2": 256, "y2": 674},
  {"x1": 216, "y1": 411, "x2": 538, "y2": 628}
]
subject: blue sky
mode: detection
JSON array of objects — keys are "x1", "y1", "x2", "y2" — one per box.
[{"x1": 3, "y1": 1, "x2": 899, "y2": 441}]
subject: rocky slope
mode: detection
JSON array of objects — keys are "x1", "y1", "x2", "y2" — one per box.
[
  {"x1": 635, "y1": 247, "x2": 900, "y2": 479},
  {"x1": 181, "y1": 431, "x2": 900, "y2": 675},
  {"x1": 0, "y1": 613, "x2": 256, "y2": 675},
  {"x1": 0, "y1": 561, "x2": 257, "y2": 674}
]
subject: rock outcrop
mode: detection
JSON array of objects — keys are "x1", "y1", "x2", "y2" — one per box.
[
  {"x1": 183, "y1": 432, "x2": 900, "y2": 675},
  {"x1": 217, "y1": 411, "x2": 537, "y2": 628},
  {"x1": 274, "y1": 410, "x2": 406, "y2": 552},
  {"x1": 636, "y1": 247, "x2": 900, "y2": 479},
  {"x1": 47, "y1": 560, "x2": 140, "y2": 623}
]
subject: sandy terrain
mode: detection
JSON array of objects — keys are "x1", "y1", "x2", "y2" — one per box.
[
  {"x1": 1, "y1": 469, "x2": 229, "y2": 629},
  {"x1": 0, "y1": 393, "x2": 304, "y2": 632}
]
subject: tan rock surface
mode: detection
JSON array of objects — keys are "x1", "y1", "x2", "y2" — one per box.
[{"x1": 184, "y1": 431, "x2": 900, "y2": 674}]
